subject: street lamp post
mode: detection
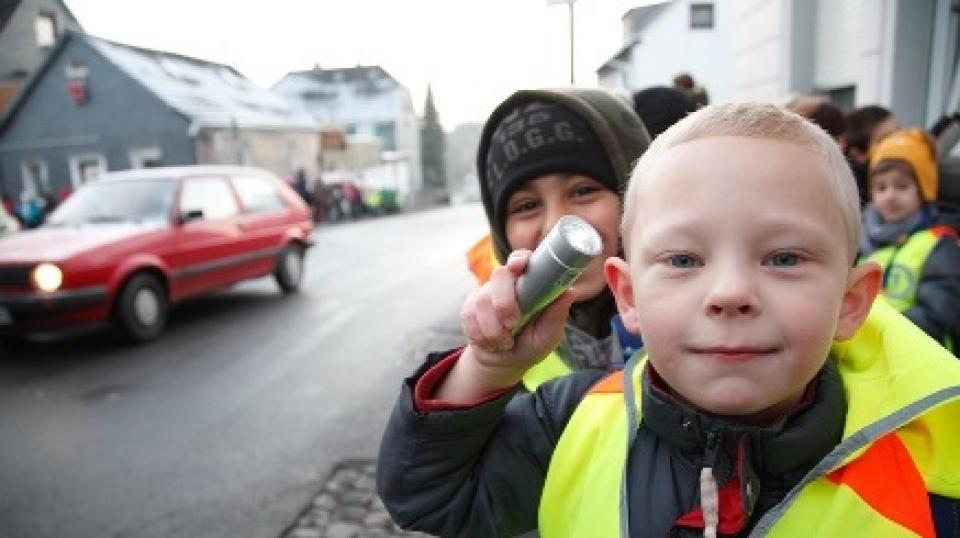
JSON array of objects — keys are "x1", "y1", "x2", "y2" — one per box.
[{"x1": 548, "y1": 0, "x2": 577, "y2": 85}]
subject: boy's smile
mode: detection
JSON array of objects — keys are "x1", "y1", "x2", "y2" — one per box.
[{"x1": 608, "y1": 135, "x2": 874, "y2": 424}]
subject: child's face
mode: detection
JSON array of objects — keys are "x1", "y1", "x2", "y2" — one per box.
[
  {"x1": 870, "y1": 167, "x2": 922, "y2": 223},
  {"x1": 505, "y1": 173, "x2": 620, "y2": 302},
  {"x1": 608, "y1": 136, "x2": 877, "y2": 423}
]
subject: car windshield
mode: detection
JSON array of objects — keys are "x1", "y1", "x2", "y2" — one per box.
[{"x1": 47, "y1": 179, "x2": 178, "y2": 225}]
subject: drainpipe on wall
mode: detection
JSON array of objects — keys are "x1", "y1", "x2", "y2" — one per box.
[{"x1": 187, "y1": 121, "x2": 201, "y2": 164}]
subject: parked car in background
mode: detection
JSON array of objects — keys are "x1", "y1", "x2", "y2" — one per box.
[
  {"x1": 0, "y1": 203, "x2": 19, "y2": 237},
  {"x1": 0, "y1": 166, "x2": 313, "y2": 344}
]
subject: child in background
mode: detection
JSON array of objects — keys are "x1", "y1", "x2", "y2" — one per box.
[
  {"x1": 860, "y1": 129, "x2": 960, "y2": 348},
  {"x1": 378, "y1": 103, "x2": 960, "y2": 537}
]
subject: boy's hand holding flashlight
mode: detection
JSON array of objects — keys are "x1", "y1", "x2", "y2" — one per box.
[{"x1": 440, "y1": 216, "x2": 601, "y2": 401}]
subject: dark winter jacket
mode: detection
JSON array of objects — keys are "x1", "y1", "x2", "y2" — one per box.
[{"x1": 377, "y1": 350, "x2": 847, "y2": 537}]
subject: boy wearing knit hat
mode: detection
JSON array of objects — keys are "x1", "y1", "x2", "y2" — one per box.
[
  {"x1": 465, "y1": 88, "x2": 649, "y2": 390},
  {"x1": 860, "y1": 128, "x2": 960, "y2": 347}
]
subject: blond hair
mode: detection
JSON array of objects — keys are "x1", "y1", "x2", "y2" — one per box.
[{"x1": 621, "y1": 102, "x2": 861, "y2": 261}]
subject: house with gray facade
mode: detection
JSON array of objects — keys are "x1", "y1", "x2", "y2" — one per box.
[
  {"x1": 0, "y1": 0, "x2": 82, "y2": 112},
  {"x1": 0, "y1": 31, "x2": 321, "y2": 201}
]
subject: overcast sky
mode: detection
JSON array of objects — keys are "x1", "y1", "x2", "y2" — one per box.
[{"x1": 65, "y1": 0, "x2": 646, "y2": 129}]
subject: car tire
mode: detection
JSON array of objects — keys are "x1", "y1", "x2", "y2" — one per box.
[
  {"x1": 275, "y1": 243, "x2": 304, "y2": 294},
  {"x1": 115, "y1": 273, "x2": 168, "y2": 343}
]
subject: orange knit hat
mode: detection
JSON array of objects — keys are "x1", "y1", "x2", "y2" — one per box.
[{"x1": 869, "y1": 129, "x2": 938, "y2": 202}]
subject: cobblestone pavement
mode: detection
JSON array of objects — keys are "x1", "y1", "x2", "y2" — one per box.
[{"x1": 281, "y1": 459, "x2": 431, "y2": 538}]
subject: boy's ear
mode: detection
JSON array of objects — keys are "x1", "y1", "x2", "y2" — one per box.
[
  {"x1": 604, "y1": 256, "x2": 641, "y2": 335},
  {"x1": 834, "y1": 261, "x2": 882, "y2": 340}
]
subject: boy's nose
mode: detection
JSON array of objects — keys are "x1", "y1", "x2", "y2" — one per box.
[{"x1": 704, "y1": 271, "x2": 760, "y2": 317}]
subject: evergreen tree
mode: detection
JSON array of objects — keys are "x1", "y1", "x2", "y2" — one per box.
[{"x1": 420, "y1": 85, "x2": 447, "y2": 193}]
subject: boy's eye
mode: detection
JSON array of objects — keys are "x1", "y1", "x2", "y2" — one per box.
[
  {"x1": 666, "y1": 253, "x2": 702, "y2": 268},
  {"x1": 767, "y1": 252, "x2": 800, "y2": 267},
  {"x1": 509, "y1": 199, "x2": 540, "y2": 214},
  {"x1": 571, "y1": 184, "x2": 600, "y2": 197}
]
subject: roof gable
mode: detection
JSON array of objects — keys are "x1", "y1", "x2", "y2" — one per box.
[
  {"x1": 273, "y1": 65, "x2": 410, "y2": 123},
  {"x1": 81, "y1": 34, "x2": 316, "y2": 130}
]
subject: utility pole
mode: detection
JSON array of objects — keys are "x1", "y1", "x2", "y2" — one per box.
[
  {"x1": 548, "y1": 0, "x2": 577, "y2": 85},
  {"x1": 568, "y1": 0, "x2": 575, "y2": 84}
]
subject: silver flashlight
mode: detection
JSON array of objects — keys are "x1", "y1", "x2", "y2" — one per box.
[{"x1": 513, "y1": 215, "x2": 603, "y2": 333}]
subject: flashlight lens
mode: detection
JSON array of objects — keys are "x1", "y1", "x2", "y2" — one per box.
[
  {"x1": 561, "y1": 218, "x2": 602, "y2": 256},
  {"x1": 33, "y1": 263, "x2": 63, "y2": 293}
]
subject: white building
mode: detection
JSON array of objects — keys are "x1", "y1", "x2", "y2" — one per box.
[
  {"x1": 597, "y1": 0, "x2": 738, "y2": 103},
  {"x1": 273, "y1": 66, "x2": 422, "y2": 198},
  {"x1": 733, "y1": 0, "x2": 959, "y2": 128}
]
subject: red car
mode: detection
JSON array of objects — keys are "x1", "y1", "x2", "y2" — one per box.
[{"x1": 0, "y1": 166, "x2": 313, "y2": 344}]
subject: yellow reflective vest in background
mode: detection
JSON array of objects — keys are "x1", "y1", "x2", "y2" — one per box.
[
  {"x1": 864, "y1": 227, "x2": 952, "y2": 311},
  {"x1": 539, "y1": 300, "x2": 960, "y2": 537}
]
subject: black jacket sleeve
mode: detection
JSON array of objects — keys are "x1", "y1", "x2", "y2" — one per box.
[
  {"x1": 376, "y1": 351, "x2": 605, "y2": 538},
  {"x1": 904, "y1": 237, "x2": 960, "y2": 344}
]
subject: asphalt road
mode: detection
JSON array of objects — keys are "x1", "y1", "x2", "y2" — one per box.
[{"x1": 0, "y1": 204, "x2": 487, "y2": 538}]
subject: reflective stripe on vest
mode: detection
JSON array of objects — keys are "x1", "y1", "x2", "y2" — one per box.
[
  {"x1": 523, "y1": 351, "x2": 573, "y2": 391},
  {"x1": 539, "y1": 300, "x2": 960, "y2": 537},
  {"x1": 864, "y1": 228, "x2": 949, "y2": 312}
]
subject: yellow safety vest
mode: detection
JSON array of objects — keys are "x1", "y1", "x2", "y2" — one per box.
[
  {"x1": 864, "y1": 227, "x2": 952, "y2": 311},
  {"x1": 539, "y1": 299, "x2": 960, "y2": 537},
  {"x1": 522, "y1": 351, "x2": 573, "y2": 391}
]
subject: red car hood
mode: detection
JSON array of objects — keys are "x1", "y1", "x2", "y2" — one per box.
[{"x1": 0, "y1": 223, "x2": 165, "y2": 264}]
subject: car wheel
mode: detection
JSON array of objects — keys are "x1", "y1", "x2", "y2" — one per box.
[
  {"x1": 275, "y1": 243, "x2": 304, "y2": 294},
  {"x1": 115, "y1": 273, "x2": 168, "y2": 343}
]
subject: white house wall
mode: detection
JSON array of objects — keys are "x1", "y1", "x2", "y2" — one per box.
[
  {"x1": 621, "y1": 0, "x2": 738, "y2": 102},
  {"x1": 733, "y1": 0, "x2": 788, "y2": 102}
]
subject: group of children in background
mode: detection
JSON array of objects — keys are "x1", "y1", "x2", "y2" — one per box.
[{"x1": 378, "y1": 85, "x2": 960, "y2": 536}]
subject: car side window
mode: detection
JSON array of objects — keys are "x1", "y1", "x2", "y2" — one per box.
[
  {"x1": 179, "y1": 177, "x2": 239, "y2": 221},
  {"x1": 232, "y1": 174, "x2": 287, "y2": 214}
]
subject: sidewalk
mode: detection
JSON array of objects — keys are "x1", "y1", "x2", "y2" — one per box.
[{"x1": 281, "y1": 460, "x2": 429, "y2": 538}]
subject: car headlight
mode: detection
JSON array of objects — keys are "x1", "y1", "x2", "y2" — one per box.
[{"x1": 32, "y1": 263, "x2": 63, "y2": 293}]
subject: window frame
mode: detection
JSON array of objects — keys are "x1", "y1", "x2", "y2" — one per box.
[
  {"x1": 68, "y1": 153, "x2": 108, "y2": 189},
  {"x1": 129, "y1": 147, "x2": 164, "y2": 169},
  {"x1": 690, "y1": 2, "x2": 715, "y2": 30},
  {"x1": 20, "y1": 158, "x2": 50, "y2": 196},
  {"x1": 34, "y1": 11, "x2": 57, "y2": 48}
]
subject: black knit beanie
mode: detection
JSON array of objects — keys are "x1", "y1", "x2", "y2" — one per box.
[
  {"x1": 631, "y1": 86, "x2": 696, "y2": 138},
  {"x1": 483, "y1": 101, "x2": 616, "y2": 235}
]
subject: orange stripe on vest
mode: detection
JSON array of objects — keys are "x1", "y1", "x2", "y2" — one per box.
[
  {"x1": 589, "y1": 370, "x2": 625, "y2": 394},
  {"x1": 467, "y1": 234, "x2": 495, "y2": 285},
  {"x1": 827, "y1": 433, "x2": 935, "y2": 538}
]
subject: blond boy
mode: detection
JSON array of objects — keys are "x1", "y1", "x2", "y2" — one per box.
[{"x1": 378, "y1": 103, "x2": 960, "y2": 537}]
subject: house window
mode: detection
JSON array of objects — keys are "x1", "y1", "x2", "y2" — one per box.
[
  {"x1": 375, "y1": 121, "x2": 396, "y2": 151},
  {"x1": 130, "y1": 147, "x2": 164, "y2": 168},
  {"x1": 69, "y1": 153, "x2": 107, "y2": 189},
  {"x1": 21, "y1": 159, "x2": 50, "y2": 196},
  {"x1": 35, "y1": 12, "x2": 57, "y2": 47},
  {"x1": 690, "y1": 3, "x2": 714, "y2": 29}
]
